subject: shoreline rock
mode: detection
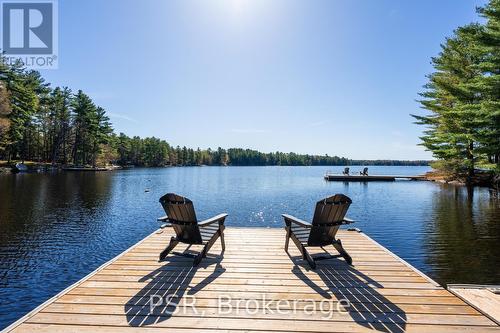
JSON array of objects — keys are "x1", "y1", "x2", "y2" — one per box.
[
  {"x1": 424, "y1": 170, "x2": 498, "y2": 188},
  {"x1": 0, "y1": 167, "x2": 11, "y2": 173}
]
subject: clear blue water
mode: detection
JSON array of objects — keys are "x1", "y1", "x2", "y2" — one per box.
[{"x1": 0, "y1": 166, "x2": 499, "y2": 329}]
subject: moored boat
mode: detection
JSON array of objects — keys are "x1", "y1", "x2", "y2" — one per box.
[{"x1": 12, "y1": 163, "x2": 29, "y2": 173}]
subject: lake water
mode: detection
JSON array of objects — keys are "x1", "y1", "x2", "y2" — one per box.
[{"x1": 0, "y1": 166, "x2": 499, "y2": 329}]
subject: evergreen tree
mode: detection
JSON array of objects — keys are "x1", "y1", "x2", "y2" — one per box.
[
  {"x1": 48, "y1": 87, "x2": 72, "y2": 164},
  {"x1": 0, "y1": 61, "x2": 38, "y2": 161},
  {"x1": 477, "y1": 0, "x2": 500, "y2": 166},
  {"x1": 413, "y1": 24, "x2": 490, "y2": 177},
  {"x1": 72, "y1": 90, "x2": 97, "y2": 165},
  {"x1": 0, "y1": 43, "x2": 432, "y2": 168},
  {"x1": 91, "y1": 106, "x2": 113, "y2": 167},
  {"x1": 412, "y1": 0, "x2": 500, "y2": 178},
  {"x1": 0, "y1": 82, "x2": 12, "y2": 153}
]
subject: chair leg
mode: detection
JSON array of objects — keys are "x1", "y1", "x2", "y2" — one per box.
[
  {"x1": 288, "y1": 230, "x2": 316, "y2": 269},
  {"x1": 302, "y1": 245, "x2": 316, "y2": 269},
  {"x1": 193, "y1": 244, "x2": 207, "y2": 266},
  {"x1": 284, "y1": 226, "x2": 291, "y2": 252},
  {"x1": 194, "y1": 231, "x2": 221, "y2": 266},
  {"x1": 159, "y1": 237, "x2": 179, "y2": 261},
  {"x1": 332, "y1": 239, "x2": 352, "y2": 265},
  {"x1": 220, "y1": 230, "x2": 225, "y2": 251}
]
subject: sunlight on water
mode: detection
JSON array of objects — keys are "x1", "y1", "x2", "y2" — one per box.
[{"x1": 0, "y1": 166, "x2": 499, "y2": 329}]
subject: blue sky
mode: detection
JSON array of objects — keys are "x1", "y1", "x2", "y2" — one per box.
[{"x1": 41, "y1": 0, "x2": 487, "y2": 160}]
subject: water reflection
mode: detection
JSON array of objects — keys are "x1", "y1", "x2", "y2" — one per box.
[
  {"x1": 0, "y1": 166, "x2": 499, "y2": 329},
  {"x1": 0, "y1": 172, "x2": 115, "y2": 329},
  {"x1": 423, "y1": 184, "x2": 500, "y2": 284},
  {"x1": 0, "y1": 172, "x2": 113, "y2": 238}
]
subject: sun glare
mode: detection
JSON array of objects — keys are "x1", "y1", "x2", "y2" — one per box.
[
  {"x1": 211, "y1": 0, "x2": 268, "y2": 22},
  {"x1": 228, "y1": 0, "x2": 252, "y2": 15}
]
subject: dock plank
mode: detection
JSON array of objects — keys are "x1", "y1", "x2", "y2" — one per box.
[
  {"x1": 448, "y1": 285, "x2": 500, "y2": 325},
  {"x1": 4, "y1": 228, "x2": 499, "y2": 333}
]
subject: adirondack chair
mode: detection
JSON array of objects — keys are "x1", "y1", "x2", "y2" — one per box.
[
  {"x1": 157, "y1": 193, "x2": 227, "y2": 266},
  {"x1": 342, "y1": 167, "x2": 350, "y2": 175},
  {"x1": 283, "y1": 194, "x2": 355, "y2": 269},
  {"x1": 360, "y1": 167, "x2": 368, "y2": 176}
]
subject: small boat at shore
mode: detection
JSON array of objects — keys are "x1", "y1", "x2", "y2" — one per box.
[{"x1": 12, "y1": 163, "x2": 29, "y2": 173}]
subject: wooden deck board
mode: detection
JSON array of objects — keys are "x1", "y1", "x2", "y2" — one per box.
[
  {"x1": 448, "y1": 285, "x2": 500, "y2": 325},
  {"x1": 4, "y1": 228, "x2": 499, "y2": 333}
]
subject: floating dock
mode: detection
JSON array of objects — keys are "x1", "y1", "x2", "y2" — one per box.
[
  {"x1": 4, "y1": 228, "x2": 499, "y2": 332},
  {"x1": 324, "y1": 174, "x2": 427, "y2": 182}
]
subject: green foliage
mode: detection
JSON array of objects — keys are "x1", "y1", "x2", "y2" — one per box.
[
  {"x1": 0, "y1": 54, "x2": 431, "y2": 168},
  {"x1": 413, "y1": 0, "x2": 500, "y2": 178},
  {"x1": 110, "y1": 139, "x2": 427, "y2": 167},
  {"x1": 48, "y1": 87, "x2": 72, "y2": 163},
  {"x1": 0, "y1": 61, "x2": 38, "y2": 160},
  {"x1": 0, "y1": 56, "x2": 114, "y2": 166},
  {"x1": 0, "y1": 82, "x2": 12, "y2": 152}
]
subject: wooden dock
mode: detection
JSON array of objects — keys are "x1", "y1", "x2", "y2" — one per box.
[
  {"x1": 448, "y1": 284, "x2": 500, "y2": 326},
  {"x1": 324, "y1": 174, "x2": 427, "y2": 182},
  {"x1": 4, "y1": 228, "x2": 499, "y2": 332}
]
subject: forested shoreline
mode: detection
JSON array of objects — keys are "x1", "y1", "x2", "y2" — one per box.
[
  {"x1": 1, "y1": 2, "x2": 498, "y2": 174},
  {"x1": 0, "y1": 55, "x2": 429, "y2": 168},
  {"x1": 412, "y1": 0, "x2": 499, "y2": 182}
]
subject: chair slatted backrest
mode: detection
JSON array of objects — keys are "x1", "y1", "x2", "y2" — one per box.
[
  {"x1": 308, "y1": 194, "x2": 352, "y2": 246},
  {"x1": 362, "y1": 167, "x2": 368, "y2": 175},
  {"x1": 159, "y1": 193, "x2": 203, "y2": 244}
]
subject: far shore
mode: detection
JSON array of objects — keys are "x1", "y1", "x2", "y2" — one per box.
[
  {"x1": 0, "y1": 160, "x2": 430, "y2": 169},
  {"x1": 2, "y1": 160, "x2": 498, "y2": 189}
]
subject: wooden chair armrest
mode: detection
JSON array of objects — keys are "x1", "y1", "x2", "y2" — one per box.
[
  {"x1": 198, "y1": 213, "x2": 228, "y2": 226},
  {"x1": 343, "y1": 217, "x2": 355, "y2": 224},
  {"x1": 282, "y1": 214, "x2": 312, "y2": 228},
  {"x1": 157, "y1": 215, "x2": 169, "y2": 222}
]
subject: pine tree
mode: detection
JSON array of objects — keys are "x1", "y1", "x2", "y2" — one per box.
[
  {"x1": 477, "y1": 0, "x2": 500, "y2": 167},
  {"x1": 48, "y1": 87, "x2": 72, "y2": 164},
  {"x1": 0, "y1": 61, "x2": 38, "y2": 161},
  {"x1": 413, "y1": 24, "x2": 488, "y2": 177},
  {"x1": 71, "y1": 90, "x2": 97, "y2": 165},
  {"x1": 91, "y1": 106, "x2": 113, "y2": 167},
  {"x1": 0, "y1": 82, "x2": 12, "y2": 153}
]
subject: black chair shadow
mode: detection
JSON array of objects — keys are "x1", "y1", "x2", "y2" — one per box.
[
  {"x1": 288, "y1": 251, "x2": 407, "y2": 333},
  {"x1": 125, "y1": 248, "x2": 226, "y2": 327}
]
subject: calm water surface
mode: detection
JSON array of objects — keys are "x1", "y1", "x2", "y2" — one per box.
[{"x1": 0, "y1": 166, "x2": 499, "y2": 329}]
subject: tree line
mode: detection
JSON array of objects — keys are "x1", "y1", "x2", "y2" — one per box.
[
  {"x1": 0, "y1": 55, "x2": 428, "y2": 168},
  {"x1": 413, "y1": 0, "x2": 499, "y2": 178},
  {"x1": 114, "y1": 139, "x2": 428, "y2": 167},
  {"x1": 0, "y1": 59, "x2": 113, "y2": 167}
]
